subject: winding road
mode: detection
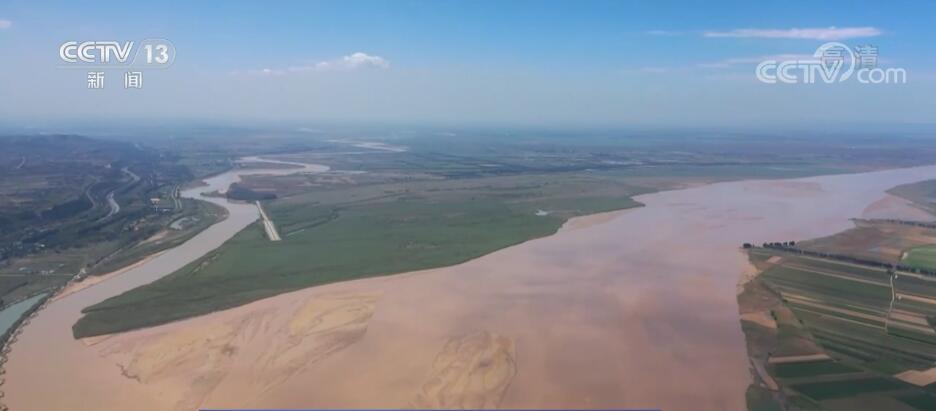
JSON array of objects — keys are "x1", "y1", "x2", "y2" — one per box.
[{"x1": 97, "y1": 167, "x2": 141, "y2": 222}]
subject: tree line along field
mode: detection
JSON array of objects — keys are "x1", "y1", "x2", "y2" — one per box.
[{"x1": 739, "y1": 216, "x2": 936, "y2": 411}]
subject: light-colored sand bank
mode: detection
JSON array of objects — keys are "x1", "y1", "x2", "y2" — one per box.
[
  {"x1": 51, "y1": 251, "x2": 166, "y2": 303},
  {"x1": 896, "y1": 366, "x2": 936, "y2": 387},
  {"x1": 5, "y1": 164, "x2": 936, "y2": 411},
  {"x1": 862, "y1": 193, "x2": 934, "y2": 221}
]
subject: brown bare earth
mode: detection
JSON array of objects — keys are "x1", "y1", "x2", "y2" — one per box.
[{"x1": 6, "y1": 165, "x2": 936, "y2": 411}]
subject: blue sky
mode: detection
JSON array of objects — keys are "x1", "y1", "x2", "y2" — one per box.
[{"x1": 1, "y1": 0, "x2": 934, "y2": 128}]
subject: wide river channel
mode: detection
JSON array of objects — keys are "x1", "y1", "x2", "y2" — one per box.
[{"x1": 4, "y1": 161, "x2": 936, "y2": 411}]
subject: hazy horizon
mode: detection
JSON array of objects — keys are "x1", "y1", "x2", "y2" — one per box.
[{"x1": 1, "y1": 0, "x2": 935, "y2": 128}]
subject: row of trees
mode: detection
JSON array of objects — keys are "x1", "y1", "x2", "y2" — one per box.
[
  {"x1": 743, "y1": 241, "x2": 936, "y2": 277},
  {"x1": 742, "y1": 241, "x2": 796, "y2": 249},
  {"x1": 858, "y1": 218, "x2": 936, "y2": 230}
]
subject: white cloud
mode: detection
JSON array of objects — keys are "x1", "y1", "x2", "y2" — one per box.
[
  {"x1": 704, "y1": 26, "x2": 882, "y2": 41},
  {"x1": 320, "y1": 52, "x2": 390, "y2": 70},
  {"x1": 0, "y1": 20, "x2": 12, "y2": 30},
  {"x1": 246, "y1": 52, "x2": 389, "y2": 76}
]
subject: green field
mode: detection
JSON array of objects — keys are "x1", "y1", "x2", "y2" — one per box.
[
  {"x1": 790, "y1": 378, "x2": 905, "y2": 401},
  {"x1": 771, "y1": 360, "x2": 860, "y2": 379},
  {"x1": 73, "y1": 175, "x2": 643, "y2": 337},
  {"x1": 760, "y1": 253, "x2": 936, "y2": 370},
  {"x1": 905, "y1": 245, "x2": 936, "y2": 270},
  {"x1": 742, "y1": 241, "x2": 936, "y2": 411},
  {"x1": 900, "y1": 393, "x2": 936, "y2": 410},
  {"x1": 745, "y1": 385, "x2": 784, "y2": 411}
]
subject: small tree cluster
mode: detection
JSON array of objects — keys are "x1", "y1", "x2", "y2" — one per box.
[{"x1": 761, "y1": 241, "x2": 796, "y2": 248}]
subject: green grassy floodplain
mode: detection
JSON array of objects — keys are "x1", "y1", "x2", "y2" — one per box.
[{"x1": 73, "y1": 177, "x2": 642, "y2": 337}]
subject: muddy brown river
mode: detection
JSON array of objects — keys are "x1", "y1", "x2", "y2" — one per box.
[{"x1": 4, "y1": 163, "x2": 935, "y2": 411}]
